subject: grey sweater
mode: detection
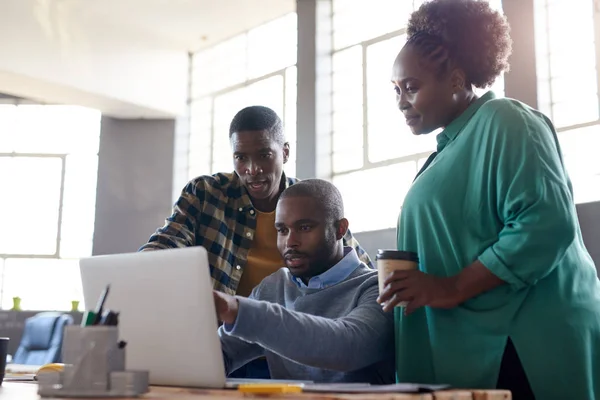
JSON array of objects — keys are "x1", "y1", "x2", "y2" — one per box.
[{"x1": 218, "y1": 264, "x2": 395, "y2": 384}]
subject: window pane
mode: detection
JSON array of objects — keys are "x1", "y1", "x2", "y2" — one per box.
[
  {"x1": 552, "y1": 95, "x2": 599, "y2": 128},
  {"x1": 558, "y1": 125, "x2": 600, "y2": 203},
  {"x1": 191, "y1": 46, "x2": 219, "y2": 98},
  {"x1": 6, "y1": 106, "x2": 100, "y2": 154},
  {"x1": 551, "y1": 72, "x2": 597, "y2": 104},
  {"x1": 212, "y1": 89, "x2": 246, "y2": 174},
  {"x1": 0, "y1": 105, "x2": 18, "y2": 152},
  {"x1": 366, "y1": 36, "x2": 412, "y2": 162},
  {"x1": 1, "y1": 258, "x2": 82, "y2": 311},
  {"x1": 60, "y1": 155, "x2": 98, "y2": 248},
  {"x1": 192, "y1": 13, "x2": 297, "y2": 99},
  {"x1": 550, "y1": 50, "x2": 596, "y2": 78},
  {"x1": 248, "y1": 14, "x2": 297, "y2": 79},
  {"x1": 332, "y1": 150, "x2": 363, "y2": 173},
  {"x1": 333, "y1": 162, "x2": 417, "y2": 232},
  {"x1": 534, "y1": 0, "x2": 597, "y2": 128},
  {"x1": 332, "y1": 111, "x2": 363, "y2": 173},
  {"x1": 211, "y1": 75, "x2": 285, "y2": 174},
  {"x1": 245, "y1": 75, "x2": 285, "y2": 117},
  {"x1": 333, "y1": 46, "x2": 363, "y2": 172},
  {"x1": 333, "y1": 111, "x2": 363, "y2": 153},
  {"x1": 192, "y1": 34, "x2": 249, "y2": 97},
  {"x1": 60, "y1": 239, "x2": 94, "y2": 260},
  {"x1": 0, "y1": 157, "x2": 63, "y2": 255},
  {"x1": 189, "y1": 98, "x2": 213, "y2": 179},
  {"x1": 333, "y1": 0, "x2": 413, "y2": 50},
  {"x1": 332, "y1": 46, "x2": 363, "y2": 114},
  {"x1": 546, "y1": 2, "x2": 594, "y2": 56}
]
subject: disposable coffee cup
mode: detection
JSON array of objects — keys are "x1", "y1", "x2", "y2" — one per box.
[
  {"x1": 377, "y1": 250, "x2": 419, "y2": 307},
  {"x1": 0, "y1": 337, "x2": 8, "y2": 385}
]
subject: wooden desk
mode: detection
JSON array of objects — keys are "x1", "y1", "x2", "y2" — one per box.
[{"x1": 0, "y1": 382, "x2": 510, "y2": 400}]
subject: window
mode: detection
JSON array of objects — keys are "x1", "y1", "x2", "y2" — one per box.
[
  {"x1": 331, "y1": 0, "x2": 505, "y2": 232},
  {"x1": 189, "y1": 13, "x2": 298, "y2": 180},
  {"x1": 534, "y1": 0, "x2": 597, "y2": 127},
  {"x1": 535, "y1": 0, "x2": 600, "y2": 203},
  {"x1": 0, "y1": 104, "x2": 100, "y2": 310}
]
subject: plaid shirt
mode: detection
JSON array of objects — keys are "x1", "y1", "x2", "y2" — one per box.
[{"x1": 139, "y1": 172, "x2": 374, "y2": 295}]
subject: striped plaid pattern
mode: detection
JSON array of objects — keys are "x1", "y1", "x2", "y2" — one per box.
[{"x1": 139, "y1": 172, "x2": 374, "y2": 295}]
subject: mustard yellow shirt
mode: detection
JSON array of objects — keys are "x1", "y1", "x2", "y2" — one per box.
[{"x1": 236, "y1": 210, "x2": 283, "y2": 297}]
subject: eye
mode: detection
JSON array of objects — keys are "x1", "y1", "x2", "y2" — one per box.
[
  {"x1": 393, "y1": 86, "x2": 401, "y2": 95},
  {"x1": 299, "y1": 225, "x2": 312, "y2": 232},
  {"x1": 276, "y1": 227, "x2": 288, "y2": 234},
  {"x1": 234, "y1": 155, "x2": 245, "y2": 161},
  {"x1": 406, "y1": 86, "x2": 418, "y2": 94},
  {"x1": 260, "y1": 153, "x2": 272, "y2": 159}
]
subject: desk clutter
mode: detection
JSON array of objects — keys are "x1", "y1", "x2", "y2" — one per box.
[{"x1": 36, "y1": 285, "x2": 149, "y2": 398}]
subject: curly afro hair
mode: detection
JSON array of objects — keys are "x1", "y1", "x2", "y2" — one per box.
[{"x1": 406, "y1": 0, "x2": 512, "y2": 89}]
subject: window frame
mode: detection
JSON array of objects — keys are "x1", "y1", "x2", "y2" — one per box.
[
  {"x1": 330, "y1": 28, "x2": 437, "y2": 179},
  {"x1": 188, "y1": 14, "x2": 298, "y2": 180}
]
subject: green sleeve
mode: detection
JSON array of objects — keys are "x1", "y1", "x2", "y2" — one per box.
[{"x1": 478, "y1": 105, "x2": 577, "y2": 290}]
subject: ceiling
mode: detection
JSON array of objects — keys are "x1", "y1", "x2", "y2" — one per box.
[{"x1": 47, "y1": 0, "x2": 296, "y2": 52}]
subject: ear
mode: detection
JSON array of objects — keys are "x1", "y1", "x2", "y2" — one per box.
[
  {"x1": 335, "y1": 218, "x2": 349, "y2": 241},
  {"x1": 282, "y1": 142, "x2": 290, "y2": 164},
  {"x1": 450, "y1": 68, "x2": 467, "y2": 93}
]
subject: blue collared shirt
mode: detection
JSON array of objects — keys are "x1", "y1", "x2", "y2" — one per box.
[
  {"x1": 224, "y1": 246, "x2": 363, "y2": 332},
  {"x1": 292, "y1": 247, "x2": 361, "y2": 289}
]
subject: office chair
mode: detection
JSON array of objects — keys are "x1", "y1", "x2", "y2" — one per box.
[{"x1": 12, "y1": 312, "x2": 73, "y2": 365}]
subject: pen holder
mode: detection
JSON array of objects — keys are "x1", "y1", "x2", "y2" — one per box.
[{"x1": 38, "y1": 326, "x2": 148, "y2": 398}]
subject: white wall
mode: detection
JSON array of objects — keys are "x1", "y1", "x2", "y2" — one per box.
[
  {"x1": 93, "y1": 117, "x2": 175, "y2": 255},
  {"x1": 0, "y1": 0, "x2": 188, "y2": 118}
]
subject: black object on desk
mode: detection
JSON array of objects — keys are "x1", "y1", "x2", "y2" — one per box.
[
  {"x1": 99, "y1": 310, "x2": 119, "y2": 326},
  {"x1": 0, "y1": 337, "x2": 8, "y2": 385}
]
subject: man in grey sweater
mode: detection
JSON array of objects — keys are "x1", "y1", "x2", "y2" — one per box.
[{"x1": 213, "y1": 179, "x2": 394, "y2": 384}]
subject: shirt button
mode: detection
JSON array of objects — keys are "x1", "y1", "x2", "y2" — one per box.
[
  {"x1": 238, "y1": 207, "x2": 243, "y2": 212},
  {"x1": 235, "y1": 265, "x2": 241, "y2": 271},
  {"x1": 246, "y1": 232, "x2": 252, "y2": 238},
  {"x1": 249, "y1": 209, "x2": 255, "y2": 215}
]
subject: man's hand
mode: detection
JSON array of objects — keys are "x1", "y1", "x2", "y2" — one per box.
[
  {"x1": 376, "y1": 270, "x2": 461, "y2": 315},
  {"x1": 213, "y1": 290, "x2": 240, "y2": 325}
]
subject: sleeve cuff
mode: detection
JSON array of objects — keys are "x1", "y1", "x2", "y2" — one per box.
[
  {"x1": 478, "y1": 247, "x2": 527, "y2": 291},
  {"x1": 222, "y1": 296, "x2": 263, "y2": 341}
]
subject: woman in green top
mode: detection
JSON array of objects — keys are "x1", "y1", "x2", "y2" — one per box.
[{"x1": 376, "y1": 1, "x2": 600, "y2": 399}]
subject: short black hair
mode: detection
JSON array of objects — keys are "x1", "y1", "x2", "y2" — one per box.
[
  {"x1": 229, "y1": 105, "x2": 285, "y2": 145},
  {"x1": 406, "y1": 0, "x2": 512, "y2": 89},
  {"x1": 279, "y1": 179, "x2": 344, "y2": 222}
]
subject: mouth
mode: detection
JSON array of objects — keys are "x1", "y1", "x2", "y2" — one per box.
[
  {"x1": 404, "y1": 115, "x2": 420, "y2": 127},
  {"x1": 246, "y1": 180, "x2": 268, "y2": 193},
  {"x1": 284, "y1": 253, "x2": 308, "y2": 268}
]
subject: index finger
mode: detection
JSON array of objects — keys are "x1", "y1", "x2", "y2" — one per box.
[{"x1": 383, "y1": 269, "x2": 417, "y2": 287}]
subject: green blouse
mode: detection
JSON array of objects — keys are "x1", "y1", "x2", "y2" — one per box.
[{"x1": 395, "y1": 91, "x2": 600, "y2": 399}]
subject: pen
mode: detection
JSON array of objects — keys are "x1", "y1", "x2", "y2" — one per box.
[
  {"x1": 93, "y1": 285, "x2": 110, "y2": 325},
  {"x1": 80, "y1": 311, "x2": 97, "y2": 327}
]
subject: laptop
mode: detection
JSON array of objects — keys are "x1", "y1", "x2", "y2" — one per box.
[{"x1": 79, "y1": 246, "x2": 227, "y2": 388}]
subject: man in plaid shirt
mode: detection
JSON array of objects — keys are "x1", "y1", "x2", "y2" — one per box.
[{"x1": 140, "y1": 105, "x2": 373, "y2": 297}]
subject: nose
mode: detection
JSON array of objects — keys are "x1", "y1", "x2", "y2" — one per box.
[
  {"x1": 397, "y1": 92, "x2": 410, "y2": 111},
  {"x1": 245, "y1": 163, "x2": 263, "y2": 176},
  {"x1": 285, "y1": 231, "x2": 300, "y2": 249}
]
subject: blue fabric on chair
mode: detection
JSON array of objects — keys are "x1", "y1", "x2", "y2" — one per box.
[{"x1": 13, "y1": 312, "x2": 73, "y2": 365}]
